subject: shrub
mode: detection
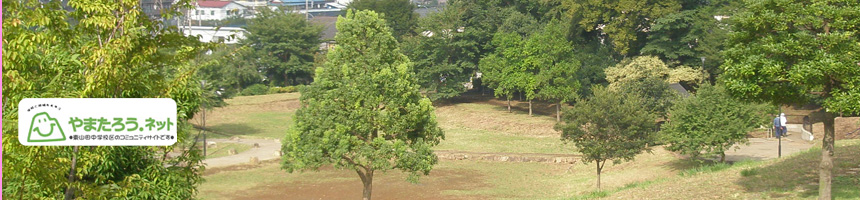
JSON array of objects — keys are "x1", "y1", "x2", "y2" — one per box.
[
  {"x1": 267, "y1": 86, "x2": 298, "y2": 94},
  {"x1": 240, "y1": 84, "x2": 268, "y2": 96}
]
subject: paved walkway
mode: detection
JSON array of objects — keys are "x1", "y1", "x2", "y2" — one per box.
[
  {"x1": 203, "y1": 138, "x2": 281, "y2": 168},
  {"x1": 723, "y1": 125, "x2": 816, "y2": 162}
]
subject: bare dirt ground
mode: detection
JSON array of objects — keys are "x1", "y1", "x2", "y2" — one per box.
[
  {"x1": 812, "y1": 117, "x2": 860, "y2": 140},
  {"x1": 222, "y1": 166, "x2": 490, "y2": 200}
]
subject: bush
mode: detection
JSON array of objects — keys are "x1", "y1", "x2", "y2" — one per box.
[
  {"x1": 267, "y1": 86, "x2": 298, "y2": 94},
  {"x1": 240, "y1": 84, "x2": 268, "y2": 96}
]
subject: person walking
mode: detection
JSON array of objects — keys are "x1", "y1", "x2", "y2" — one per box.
[
  {"x1": 773, "y1": 113, "x2": 787, "y2": 138},
  {"x1": 780, "y1": 113, "x2": 788, "y2": 136}
]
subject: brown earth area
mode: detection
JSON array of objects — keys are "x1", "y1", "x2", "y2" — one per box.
[
  {"x1": 208, "y1": 164, "x2": 492, "y2": 200},
  {"x1": 435, "y1": 92, "x2": 563, "y2": 117},
  {"x1": 811, "y1": 117, "x2": 860, "y2": 140}
]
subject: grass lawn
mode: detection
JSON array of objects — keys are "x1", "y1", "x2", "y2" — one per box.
[
  {"x1": 611, "y1": 139, "x2": 860, "y2": 199},
  {"x1": 433, "y1": 102, "x2": 575, "y2": 154},
  {"x1": 193, "y1": 93, "x2": 300, "y2": 140},
  {"x1": 194, "y1": 93, "x2": 859, "y2": 199},
  {"x1": 195, "y1": 92, "x2": 575, "y2": 154}
]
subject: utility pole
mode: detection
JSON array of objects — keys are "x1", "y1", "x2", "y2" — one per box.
[
  {"x1": 305, "y1": 0, "x2": 309, "y2": 20},
  {"x1": 778, "y1": 107, "x2": 782, "y2": 158},
  {"x1": 201, "y1": 80, "x2": 207, "y2": 157}
]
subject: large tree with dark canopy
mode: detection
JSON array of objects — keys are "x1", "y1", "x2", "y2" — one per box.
[{"x1": 721, "y1": 0, "x2": 860, "y2": 198}]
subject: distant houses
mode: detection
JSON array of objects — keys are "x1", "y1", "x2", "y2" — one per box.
[
  {"x1": 183, "y1": 26, "x2": 246, "y2": 44},
  {"x1": 190, "y1": 1, "x2": 252, "y2": 21}
]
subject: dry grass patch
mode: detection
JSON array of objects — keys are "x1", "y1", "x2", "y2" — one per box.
[
  {"x1": 436, "y1": 101, "x2": 559, "y2": 137},
  {"x1": 198, "y1": 148, "x2": 688, "y2": 200}
]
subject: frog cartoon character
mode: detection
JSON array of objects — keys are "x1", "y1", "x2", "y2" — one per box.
[{"x1": 28, "y1": 112, "x2": 66, "y2": 142}]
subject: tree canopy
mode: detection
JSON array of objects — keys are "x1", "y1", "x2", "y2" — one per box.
[
  {"x1": 721, "y1": 0, "x2": 860, "y2": 198},
  {"x1": 561, "y1": 0, "x2": 681, "y2": 56},
  {"x1": 556, "y1": 86, "x2": 656, "y2": 191},
  {"x1": 3, "y1": 0, "x2": 207, "y2": 198},
  {"x1": 280, "y1": 10, "x2": 444, "y2": 200},
  {"x1": 661, "y1": 84, "x2": 770, "y2": 162},
  {"x1": 242, "y1": 8, "x2": 322, "y2": 86},
  {"x1": 349, "y1": 0, "x2": 419, "y2": 40}
]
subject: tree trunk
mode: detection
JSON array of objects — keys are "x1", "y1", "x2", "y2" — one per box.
[
  {"x1": 528, "y1": 99, "x2": 532, "y2": 116},
  {"x1": 556, "y1": 101, "x2": 561, "y2": 122},
  {"x1": 720, "y1": 152, "x2": 726, "y2": 163},
  {"x1": 507, "y1": 97, "x2": 512, "y2": 113},
  {"x1": 64, "y1": 146, "x2": 80, "y2": 200},
  {"x1": 596, "y1": 161, "x2": 602, "y2": 192},
  {"x1": 357, "y1": 169, "x2": 374, "y2": 200},
  {"x1": 819, "y1": 111, "x2": 835, "y2": 200}
]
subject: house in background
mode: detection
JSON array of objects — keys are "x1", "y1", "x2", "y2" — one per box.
[
  {"x1": 268, "y1": 0, "x2": 328, "y2": 8},
  {"x1": 141, "y1": 0, "x2": 178, "y2": 25},
  {"x1": 669, "y1": 82, "x2": 691, "y2": 98},
  {"x1": 190, "y1": 1, "x2": 250, "y2": 21},
  {"x1": 183, "y1": 26, "x2": 247, "y2": 44}
]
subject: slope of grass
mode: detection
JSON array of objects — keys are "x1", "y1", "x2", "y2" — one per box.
[
  {"x1": 196, "y1": 92, "x2": 576, "y2": 154},
  {"x1": 610, "y1": 139, "x2": 860, "y2": 199},
  {"x1": 433, "y1": 102, "x2": 575, "y2": 154},
  {"x1": 193, "y1": 93, "x2": 299, "y2": 139}
]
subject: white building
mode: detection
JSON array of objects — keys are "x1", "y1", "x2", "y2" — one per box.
[
  {"x1": 335, "y1": 0, "x2": 352, "y2": 6},
  {"x1": 183, "y1": 26, "x2": 247, "y2": 44},
  {"x1": 190, "y1": 1, "x2": 249, "y2": 21}
]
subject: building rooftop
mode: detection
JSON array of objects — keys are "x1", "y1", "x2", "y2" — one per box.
[{"x1": 197, "y1": 0, "x2": 233, "y2": 8}]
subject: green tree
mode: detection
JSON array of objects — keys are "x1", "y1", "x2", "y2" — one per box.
[
  {"x1": 640, "y1": 0, "x2": 741, "y2": 79},
  {"x1": 617, "y1": 77, "x2": 678, "y2": 119},
  {"x1": 661, "y1": 84, "x2": 770, "y2": 162},
  {"x1": 349, "y1": 0, "x2": 418, "y2": 40},
  {"x1": 478, "y1": 32, "x2": 533, "y2": 113},
  {"x1": 280, "y1": 10, "x2": 444, "y2": 200},
  {"x1": 530, "y1": 20, "x2": 580, "y2": 121},
  {"x1": 556, "y1": 86, "x2": 656, "y2": 191},
  {"x1": 196, "y1": 45, "x2": 264, "y2": 100},
  {"x1": 605, "y1": 56, "x2": 704, "y2": 90},
  {"x1": 243, "y1": 7, "x2": 322, "y2": 86},
  {"x1": 604, "y1": 56, "x2": 703, "y2": 117},
  {"x1": 721, "y1": 0, "x2": 860, "y2": 198},
  {"x1": 561, "y1": 0, "x2": 681, "y2": 56},
  {"x1": 402, "y1": 0, "x2": 527, "y2": 101},
  {"x1": 3, "y1": 0, "x2": 207, "y2": 199}
]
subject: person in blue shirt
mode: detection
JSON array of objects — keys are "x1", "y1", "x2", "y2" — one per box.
[{"x1": 773, "y1": 113, "x2": 787, "y2": 137}]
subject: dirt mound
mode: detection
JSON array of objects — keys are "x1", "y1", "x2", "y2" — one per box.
[{"x1": 811, "y1": 117, "x2": 859, "y2": 140}]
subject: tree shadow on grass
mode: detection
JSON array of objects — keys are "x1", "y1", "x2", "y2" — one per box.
[
  {"x1": 736, "y1": 141, "x2": 860, "y2": 199},
  {"x1": 196, "y1": 123, "x2": 262, "y2": 139},
  {"x1": 666, "y1": 157, "x2": 737, "y2": 177}
]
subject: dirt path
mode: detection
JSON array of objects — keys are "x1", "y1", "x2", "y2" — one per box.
[
  {"x1": 203, "y1": 138, "x2": 281, "y2": 168},
  {"x1": 202, "y1": 132, "x2": 814, "y2": 169},
  {"x1": 723, "y1": 126, "x2": 815, "y2": 162},
  {"x1": 435, "y1": 150, "x2": 578, "y2": 163}
]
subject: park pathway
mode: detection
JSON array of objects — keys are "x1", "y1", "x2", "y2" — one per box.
[
  {"x1": 723, "y1": 124, "x2": 815, "y2": 162},
  {"x1": 203, "y1": 138, "x2": 281, "y2": 168}
]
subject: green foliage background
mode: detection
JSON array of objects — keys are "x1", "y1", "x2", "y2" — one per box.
[{"x1": 3, "y1": 0, "x2": 209, "y2": 198}]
